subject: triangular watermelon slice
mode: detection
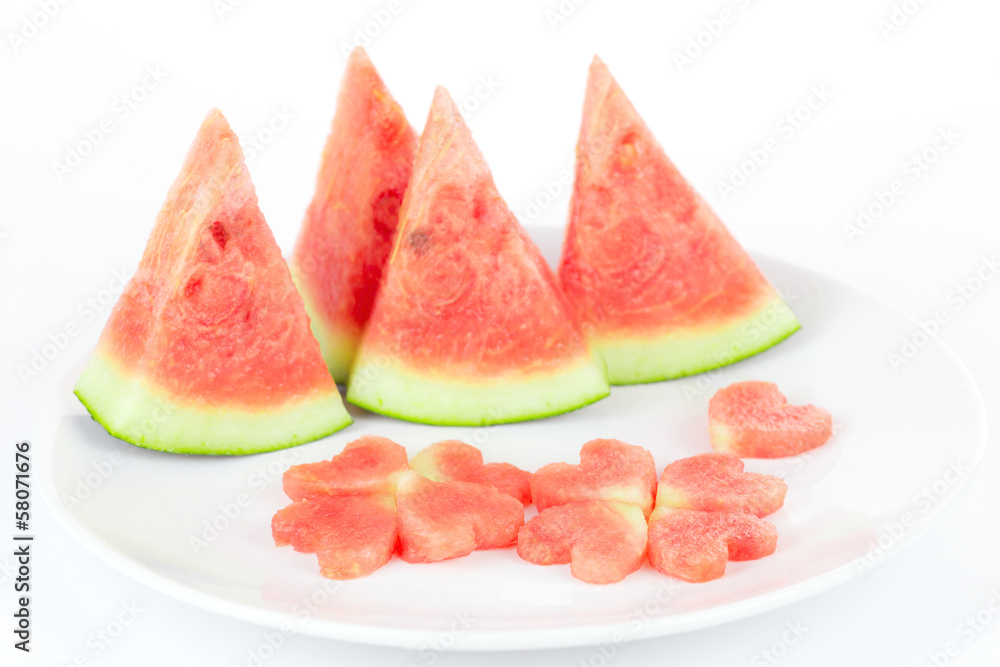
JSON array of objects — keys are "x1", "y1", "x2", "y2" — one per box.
[
  {"x1": 558, "y1": 57, "x2": 800, "y2": 385},
  {"x1": 291, "y1": 48, "x2": 417, "y2": 383},
  {"x1": 347, "y1": 87, "x2": 609, "y2": 425},
  {"x1": 74, "y1": 109, "x2": 352, "y2": 455}
]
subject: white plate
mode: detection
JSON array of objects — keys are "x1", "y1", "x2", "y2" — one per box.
[{"x1": 40, "y1": 229, "x2": 987, "y2": 651}]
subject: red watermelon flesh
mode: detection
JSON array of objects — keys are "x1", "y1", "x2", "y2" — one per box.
[
  {"x1": 409, "y1": 440, "x2": 533, "y2": 505},
  {"x1": 558, "y1": 57, "x2": 799, "y2": 385},
  {"x1": 709, "y1": 381, "x2": 833, "y2": 458},
  {"x1": 282, "y1": 435, "x2": 409, "y2": 501},
  {"x1": 395, "y1": 471, "x2": 524, "y2": 563},
  {"x1": 530, "y1": 439, "x2": 657, "y2": 517},
  {"x1": 646, "y1": 507, "x2": 778, "y2": 583},
  {"x1": 346, "y1": 87, "x2": 609, "y2": 426},
  {"x1": 73, "y1": 109, "x2": 351, "y2": 455},
  {"x1": 272, "y1": 494, "x2": 397, "y2": 579},
  {"x1": 517, "y1": 499, "x2": 647, "y2": 584},
  {"x1": 657, "y1": 453, "x2": 786, "y2": 518},
  {"x1": 291, "y1": 48, "x2": 417, "y2": 383}
]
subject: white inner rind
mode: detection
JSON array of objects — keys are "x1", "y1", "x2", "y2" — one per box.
[
  {"x1": 594, "y1": 295, "x2": 801, "y2": 385},
  {"x1": 346, "y1": 354, "x2": 610, "y2": 426},
  {"x1": 707, "y1": 421, "x2": 735, "y2": 454},
  {"x1": 596, "y1": 484, "x2": 653, "y2": 517},
  {"x1": 612, "y1": 501, "x2": 650, "y2": 537},
  {"x1": 293, "y1": 273, "x2": 358, "y2": 385},
  {"x1": 74, "y1": 350, "x2": 353, "y2": 455},
  {"x1": 654, "y1": 485, "x2": 689, "y2": 511}
]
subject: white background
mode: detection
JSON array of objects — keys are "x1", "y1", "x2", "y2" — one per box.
[{"x1": 2, "y1": 0, "x2": 1000, "y2": 664}]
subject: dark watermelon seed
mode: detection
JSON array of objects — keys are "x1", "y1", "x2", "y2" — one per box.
[{"x1": 406, "y1": 229, "x2": 431, "y2": 256}]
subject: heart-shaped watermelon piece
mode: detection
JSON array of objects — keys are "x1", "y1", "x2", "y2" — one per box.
[
  {"x1": 517, "y1": 499, "x2": 647, "y2": 584},
  {"x1": 709, "y1": 381, "x2": 833, "y2": 458},
  {"x1": 282, "y1": 435, "x2": 409, "y2": 501},
  {"x1": 656, "y1": 453, "x2": 786, "y2": 518},
  {"x1": 395, "y1": 471, "x2": 524, "y2": 563},
  {"x1": 646, "y1": 507, "x2": 778, "y2": 583},
  {"x1": 530, "y1": 439, "x2": 657, "y2": 517},
  {"x1": 272, "y1": 494, "x2": 398, "y2": 580},
  {"x1": 409, "y1": 440, "x2": 532, "y2": 505}
]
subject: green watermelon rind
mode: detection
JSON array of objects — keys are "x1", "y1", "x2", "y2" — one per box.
[
  {"x1": 346, "y1": 356, "x2": 611, "y2": 426},
  {"x1": 293, "y1": 272, "x2": 356, "y2": 385},
  {"x1": 74, "y1": 351, "x2": 353, "y2": 455},
  {"x1": 595, "y1": 295, "x2": 801, "y2": 385}
]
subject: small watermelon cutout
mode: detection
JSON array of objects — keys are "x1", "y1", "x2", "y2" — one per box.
[
  {"x1": 656, "y1": 453, "x2": 787, "y2": 518},
  {"x1": 291, "y1": 48, "x2": 417, "y2": 383},
  {"x1": 347, "y1": 87, "x2": 610, "y2": 426},
  {"x1": 530, "y1": 438, "x2": 658, "y2": 517},
  {"x1": 74, "y1": 109, "x2": 352, "y2": 455},
  {"x1": 517, "y1": 499, "x2": 648, "y2": 585},
  {"x1": 646, "y1": 507, "x2": 778, "y2": 583},
  {"x1": 282, "y1": 435, "x2": 409, "y2": 501},
  {"x1": 395, "y1": 471, "x2": 525, "y2": 563},
  {"x1": 709, "y1": 381, "x2": 834, "y2": 458},
  {"x1": 559, "y1": 57, "x2": 800, "y2": 385},
  {"x1": 409, "y1": 440, "x2": 533, "y2": 505},
  {"x1": 272, "y1": 494, "x2": 398, "y2": 580}
]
